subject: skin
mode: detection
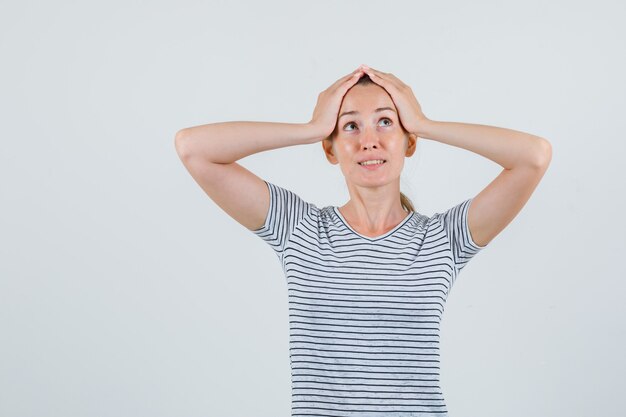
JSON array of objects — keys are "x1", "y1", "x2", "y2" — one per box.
[{"x1": 322, "y1": 82, "x2": 418, "y2": 237}]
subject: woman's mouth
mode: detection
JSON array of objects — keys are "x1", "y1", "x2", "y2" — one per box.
[{"x1": 358, "y1": 159, "x2": 386, "y2": 170}]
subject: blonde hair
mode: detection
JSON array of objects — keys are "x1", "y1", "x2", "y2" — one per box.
[
  {"x1": 327, "y1": 73, "x2": 416, "y2": 213},
  {"x1": 400, "y1": 192, "x2": 415, "y2": 213}
]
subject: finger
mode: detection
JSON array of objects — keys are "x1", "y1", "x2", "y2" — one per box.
[
  {"x1": 363, "y1": 66, "x2": 389, "y2": 81},
  {"x1": 329, "y1": 68, "x2": 363, "y2": 91},
  {"x1": 337, "y1": 69, "x2": 364, "y2": 89},
  {"x1": 360, "y1": 65, "x2": 384, "y2": 76},
  {"x1": 363, "y1": 67, "x2": 403, "y2": 91},
  {"x1": 343, "y1": 67, "x2": 365, "y2": 82},
  {"x1": 360, "y1": 65, "x2": 385, "y2": 82},
  {"x1": 363, "y1": 68, "x2": 392, "y2": 88},
  {"x1": 362, "y1": 65, "x2": 398, "y2": 83},
  {"x1": 340, "y1": 70, "x2": 364, "y2": 92}
]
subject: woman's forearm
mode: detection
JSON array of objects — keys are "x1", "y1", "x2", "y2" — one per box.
[
  {"x1": 175, "y1": 121, "x2": 323, "y2": 164},
  {"x1": 416, "y1": 119, "x2": 552, "y2": 169}
]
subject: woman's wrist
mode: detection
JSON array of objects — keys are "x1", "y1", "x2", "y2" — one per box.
[
  {"x1": 304, "y1": 121, "x2": 333, "y2": 144},
  {"x1": 412, "y1": 117, "x2": 435, "y2": 139}
]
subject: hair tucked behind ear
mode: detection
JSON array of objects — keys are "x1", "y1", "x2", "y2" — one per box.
[{"x1": 400, "y1": 192, "x2": 415, "y2": 213}]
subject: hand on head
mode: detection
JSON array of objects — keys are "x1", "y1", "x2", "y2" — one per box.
[{"x1": 309, "y1": 65, "x2": 428, "y2": 142}]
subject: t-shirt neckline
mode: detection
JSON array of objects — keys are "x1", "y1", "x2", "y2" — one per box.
[{"x1": 332, "y1": 206, "x2": 414, "y2": 241}]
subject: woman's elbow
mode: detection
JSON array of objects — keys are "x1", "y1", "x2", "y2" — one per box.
[{"x1": 533, "y1": 137, "x2": 552, "y2": 168}]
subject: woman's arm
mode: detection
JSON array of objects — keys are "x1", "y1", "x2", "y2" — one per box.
[
  {"x1": 417, "y1": 119, "x2": 552, "y2": 247},
  {"x1": 175, "y1": 121, "x2": 323, "y2": 164},
  {"x1": 174, "y1": 121, "x2": 324, "y2": 231},
  {"x1": 174, "y1": 68, "x2": 364, "y2": 231},
  {"x1": 416, "y1": 120, "x2": 551, "y2": 169}
]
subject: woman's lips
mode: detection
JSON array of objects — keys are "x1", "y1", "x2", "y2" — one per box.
[{"x1": 358, "y1": 160, "x2": 386, "y2": 170}]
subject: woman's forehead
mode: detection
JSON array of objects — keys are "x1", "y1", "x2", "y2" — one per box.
[{"x1": 342, "y1": 85, "x2": 395, "y2": 112}]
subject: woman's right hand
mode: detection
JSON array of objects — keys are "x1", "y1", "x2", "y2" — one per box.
[{"x1": 308, "y1": 67, "x2": 364, "y2": 142}]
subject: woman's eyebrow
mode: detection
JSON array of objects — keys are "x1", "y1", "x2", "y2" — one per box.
[{"x1": 339, "y1": 107, "x2": 397, "y2": 120}]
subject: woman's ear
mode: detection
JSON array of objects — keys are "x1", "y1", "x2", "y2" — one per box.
[
  {"x1": 322, "y1": 138, "x2": 339, "y2": 165},
  {"x1": 405, "y1": 133, "x2": 418, "y2": 157}
]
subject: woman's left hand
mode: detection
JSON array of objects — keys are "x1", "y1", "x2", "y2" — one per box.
[{"x1": 358, "y1": 64, "x2": 429, "y2": 137}]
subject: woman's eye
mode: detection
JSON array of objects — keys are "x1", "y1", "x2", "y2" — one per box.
[{"x1": 344, "y1": 118, "x2": 392, "y2": 131}]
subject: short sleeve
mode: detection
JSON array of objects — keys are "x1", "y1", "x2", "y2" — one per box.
[
  {"x1": 251, "y1": 180, "x2": 313, "y2": 259},
  {"x1": 429, "y1": 197, "x2": 487, "y2": 275}
]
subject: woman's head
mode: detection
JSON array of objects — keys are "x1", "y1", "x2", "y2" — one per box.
[{"x1": 322, "y1": 74, "x2": 418, "y2": 212}]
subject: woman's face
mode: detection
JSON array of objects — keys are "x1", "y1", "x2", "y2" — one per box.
[{"x1": 323, "y1": 83, "x2": 417, "y2": 189}]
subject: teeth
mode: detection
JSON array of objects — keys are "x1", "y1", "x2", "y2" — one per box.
[{"x1": 359, "y1": 159, "x2": 385, "y2": 166}]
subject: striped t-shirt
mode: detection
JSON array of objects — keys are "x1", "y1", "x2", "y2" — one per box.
[{"x1": 252, "y1": 180, "x2": 487, "y2": 417}]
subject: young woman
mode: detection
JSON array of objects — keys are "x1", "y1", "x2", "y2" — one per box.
[{"x1": 175, "y1": 64, "x2": 552, "y2": 416}]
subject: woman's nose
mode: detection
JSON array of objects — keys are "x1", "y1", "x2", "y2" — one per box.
[{"x1": 359, "y1": 129, "x2": 380, "y2": 149}]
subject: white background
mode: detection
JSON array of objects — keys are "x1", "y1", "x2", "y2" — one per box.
[{"x1": 1, "y1": 1, "x2": 624, "y2": 416}]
